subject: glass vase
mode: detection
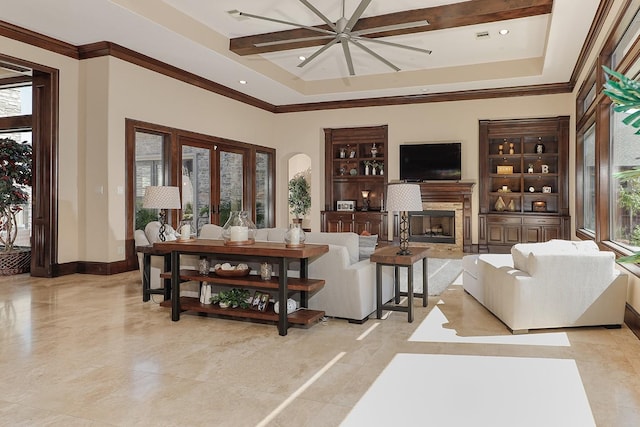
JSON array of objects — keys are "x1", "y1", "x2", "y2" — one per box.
[
  {"x1": 221, "y1": 211, "x2": 257, "y2": 245},
  {"x1": 285, "y1": 222, "x2": 306, "y2": 248}
]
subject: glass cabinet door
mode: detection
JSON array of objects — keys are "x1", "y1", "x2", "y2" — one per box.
[{"x1": 181, "y1": 145, "x2": 211, "y2": 234}]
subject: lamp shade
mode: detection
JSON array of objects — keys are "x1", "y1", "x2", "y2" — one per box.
[
  {"x1": 142, "y1": 186, "x2": 181, "y2": 209},
  {"x1": 386, "y1": 183, "x2": 423, "y2": 212}
]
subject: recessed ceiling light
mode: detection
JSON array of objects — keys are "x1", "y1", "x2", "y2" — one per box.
[
  {"x1": 499, "y1": 29, "x2": 509, "y2": 35},
  {"x1": 299, "y1": 56, "x2": 306, "y2": 61},
  {"x1": 239, "y1": 80, "x2": 247, "y2": 85}
]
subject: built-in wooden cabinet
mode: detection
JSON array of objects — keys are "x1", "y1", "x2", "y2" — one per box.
[
  {"x1": 322, "y1": 125, "x2": 388, "y2": 240},
  {"x1": 321, "y1": 211, "x2": 388, "y2": 237},
  {"x1": 479, "y1": 117, "x2": 570, "y2": 252}
]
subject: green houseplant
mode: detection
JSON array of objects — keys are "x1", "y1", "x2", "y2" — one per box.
[
  {"x1": 217, "y1": 288, "x2": 250, "y2": 309},
  {"x1": 288, "y1": 173, "x2": 311, "y2": 221},
  {"x1": 0, "y1": 138, "x2": 32, "y2": 253},
  {"x1": 0, "y1": 138, "x2": 32, "y2": 275}
]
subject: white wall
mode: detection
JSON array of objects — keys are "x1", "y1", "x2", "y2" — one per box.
[{"x1": 1, "y1": 35, "x2": 82, "y2": 263}]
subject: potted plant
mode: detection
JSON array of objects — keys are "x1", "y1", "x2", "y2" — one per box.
[
  {"x1": 288, "y1": 172, "x2": 311, "y2": 223},
  {"x1": 0, "y1": 137, "x2": 32, "y2": 275},
  {"x1": 217, "y1": 288, "x2": 250, "y2": 309}
]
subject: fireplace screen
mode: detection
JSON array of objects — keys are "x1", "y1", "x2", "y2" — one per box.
[{"x1": 408, "y1": 210, "x2": 455, "y2": 244}]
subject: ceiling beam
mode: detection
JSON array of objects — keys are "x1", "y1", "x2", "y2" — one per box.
[{"x1": 229, "y1": 0, "x2": 553, "y2": 56}]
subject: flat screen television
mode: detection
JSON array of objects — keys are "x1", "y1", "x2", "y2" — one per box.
[{"x1": 399, "y1": 142, "x2": 462, "y2": 181}]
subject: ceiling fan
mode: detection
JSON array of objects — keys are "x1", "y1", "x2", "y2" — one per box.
[{"x1": 234, "y1": 0, "x2": 432, "y2": 76}]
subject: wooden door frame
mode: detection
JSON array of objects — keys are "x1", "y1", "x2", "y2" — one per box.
[{"x1": 0, "y1": 54, "x2": 58, "y2": 277}]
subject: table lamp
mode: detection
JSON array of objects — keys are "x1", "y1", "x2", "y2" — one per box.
[
  {"x1": 143, "y1": 186, "x2": 181, "y2": 242},
  {"x1": 386, "y1": 183, "x2": 423, "y2": 255},
  {"x1": 361, "y1": 189, "x2": 370, "y2": 211}
]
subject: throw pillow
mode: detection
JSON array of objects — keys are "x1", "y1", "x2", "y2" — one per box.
[{"x1": 359, "y1": 234, "x2": 378, "y2": 261}]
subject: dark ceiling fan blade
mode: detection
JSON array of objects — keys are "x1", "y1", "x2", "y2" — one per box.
[
  {"x1": 352, "y1": 35, "x2": 432, "y2": 54},
  {"x1": 352, "y1": 20, "x2": 430, "y2": 36},
  {"x1": 255, "y1": 35, "x2": 334, "y2": 48},
  {"x1": 344, "y1": 0, "x2": 372, "y2": 32},
  {"x1": 299, "y1": 0, "x2": 337, "y2": 31},
  {"x1": 342, "y1": 40, "x2": 356, "y2": 76},
  {"x1": 297, "y1": 37, "x2": 340, "y2": 68},
  {"x1": 239, "y1": 11, "x2": 335, "y2": 36},
  {"x1": 349, "y1": 38, "x2": 400, "y2": 72}
]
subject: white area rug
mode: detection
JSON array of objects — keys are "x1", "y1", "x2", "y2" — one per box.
[
  {"x1": 341, "y1": 354, "x2": 596, "y2": 427},
  {"x1": 427, "y1": 258, "x2": 462, "y2": 295},
  {"x1": 392, "y1": 258, "x2": 462, "y2": 296}
]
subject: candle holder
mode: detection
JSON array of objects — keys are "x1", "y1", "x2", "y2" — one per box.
[
  {"x1": 221, "y1": 210, "x2": 256, "y2": 245},
  {"x1": 285, "y1": 222, "x2": 306, "y2": 248}
]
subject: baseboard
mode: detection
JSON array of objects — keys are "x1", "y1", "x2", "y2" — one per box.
[
  {"x1": 625, "y1": 303, "x2": 640, "y2": 341},
  {"x1": 52, "y1": 260, "x2": 136, "y2": 276}
]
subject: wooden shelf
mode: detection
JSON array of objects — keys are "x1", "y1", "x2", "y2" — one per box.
[
  {"x1": 479, "y1": 117, "x2": 570, "y2": 252},
  {"x1": 323, "y1": 125, "x2": 388, "y2": 239},
  {"x1": 160, "y1": 297, "x2": 325, "y2": 326},
  {"x1": 160, "y1": 269, "x2": 325, "y2": 292}
]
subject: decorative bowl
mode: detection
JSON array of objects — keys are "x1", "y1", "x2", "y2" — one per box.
[{"x1": 214, "y1": 267, "x2": 251, "y2": 277}]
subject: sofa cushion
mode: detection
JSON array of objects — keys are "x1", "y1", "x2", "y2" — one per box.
[
  {"x1": 358, "y1": 234, "x2": 378, "y2": 261},
  {"x1": 199, "y1": 224, "x2": 224, "y2": 239},
  {"x1": 511, "y1": 239, "x2": 600, "y2": 274},
  {"x1": 304, "y1": 232, "x2": 360, "y2": 265}
]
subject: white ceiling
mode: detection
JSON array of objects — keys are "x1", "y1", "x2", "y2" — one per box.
[{"x1": 1, "y1": 0, "x2": 601, "y2": 106}]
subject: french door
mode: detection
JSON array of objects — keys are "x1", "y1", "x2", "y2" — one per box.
[{"x1": 178, "y1": 136, "x2": 249, "y2": 230}]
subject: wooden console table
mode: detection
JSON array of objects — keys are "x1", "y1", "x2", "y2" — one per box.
[{"x1": 152, "y1": 239, "x2": 329, "y2": 336}]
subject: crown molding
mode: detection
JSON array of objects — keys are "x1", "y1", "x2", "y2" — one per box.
[
  {"x1": 0, "y1": 20, "x2": 78, "y2": 59},
  {"x1": 275, "y1": 82, "x2": 574, "y2": 113}
]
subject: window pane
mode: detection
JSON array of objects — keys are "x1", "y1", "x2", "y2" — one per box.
[
  {"x1": 219, "y1": 151, "x2": 244, "y2": 226},
  {"x1": 182, "y1": 145, "x2": 211, "y2": 233},
  {"x1": 612, "y1": 8, "x2": 640, "y2": 69},
  {"x1": 583, "y1": 83, "x2": 596, "y2": 112},
  {"x1": 135, "y1": 132, "x2": 164, "y2": 230},
  {"x1": 255, "y1": 151, "x2": 273, "y2": 228},
  {"x1": 583, "y1": 124, "x2": 596, "y2": 233},
  {"x1": 0, "y1": 131, "x2": 32, "y2": 248},
  {"x1": 610, "y1": 108, "x2": 640, "y2": 250},
  {"x1": 0, "y1": 86, "x2": 32, "y2": 117}
]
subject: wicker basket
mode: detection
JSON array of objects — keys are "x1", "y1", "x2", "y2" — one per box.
[{"x1": 0, "y1": 248, "x2": 31, "y2": 275}]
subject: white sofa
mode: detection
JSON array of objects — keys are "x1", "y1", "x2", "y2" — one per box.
[
  {"x1": 462, "y1": 240, "x2": 628, "y2": 333},
  {"x1": 135, "y1": 223, "x2": 397, "y2": 322}
]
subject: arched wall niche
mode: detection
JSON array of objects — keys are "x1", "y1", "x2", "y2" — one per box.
[{"x1": 287, "y1": 153, "x2": 311, "y2": 229}]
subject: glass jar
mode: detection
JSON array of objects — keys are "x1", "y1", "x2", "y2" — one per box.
[
  {"x1": 221, "y1": 210, "x2": 257, "y2": 245},
  {"x1": 260, "y1": 262, "x2": 272, "y2": 280},
  {"x1": 198, "y1": 257, "x2": 210, "y2": 275},
  {"x1": 285, "y1": 222, "x2": 306, "y2": 247}
]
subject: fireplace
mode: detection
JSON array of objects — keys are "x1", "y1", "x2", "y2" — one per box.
[
  {"x1": 391, "y1": 181, "x2": 475, "y2": 252},
  {"x1": 409, "y1": 210, "x2": 455, "y2": 244}
]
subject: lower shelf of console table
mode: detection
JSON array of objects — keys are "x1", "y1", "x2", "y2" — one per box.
[
  {"x1": 160, "y1": 269, "x2": 326, "y2": 328},
  {"x1": 159, "y1": 297, "x2": 325, "y2": 325}
]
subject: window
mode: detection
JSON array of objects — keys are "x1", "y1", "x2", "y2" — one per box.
[
  {"x1": 134, "y1": 131, "x2": 167, "y2": 231},
  {"x1": 255, "y1": 151, "x2": 274, "y2": 228},
  {"x1": 0, "y1": 85, "x2": 32, "y2": 117},
  {"x1": 574, "y1": 2, "x2": 640, "y2": 256},
  {"x1": 0, "y1": 83, "x2": 32, "y2": 249},
  {"x1": 582, "y1": 124, "x2": 596, "y2": 234},
  {"x1": 126, "y1": 120, "x2": 275, "y2": 263},
  {"x1": 609, "y1": 106, "x2": 640, "y2": 251}
]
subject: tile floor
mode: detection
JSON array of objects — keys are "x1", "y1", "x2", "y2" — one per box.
[{"x1": 1, "y1": 264, "x2": 640, "y2": 426}]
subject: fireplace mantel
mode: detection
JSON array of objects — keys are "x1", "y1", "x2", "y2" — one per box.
[{"x1": 419, "y1": 181, "x2": 475, "y2": 252}]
